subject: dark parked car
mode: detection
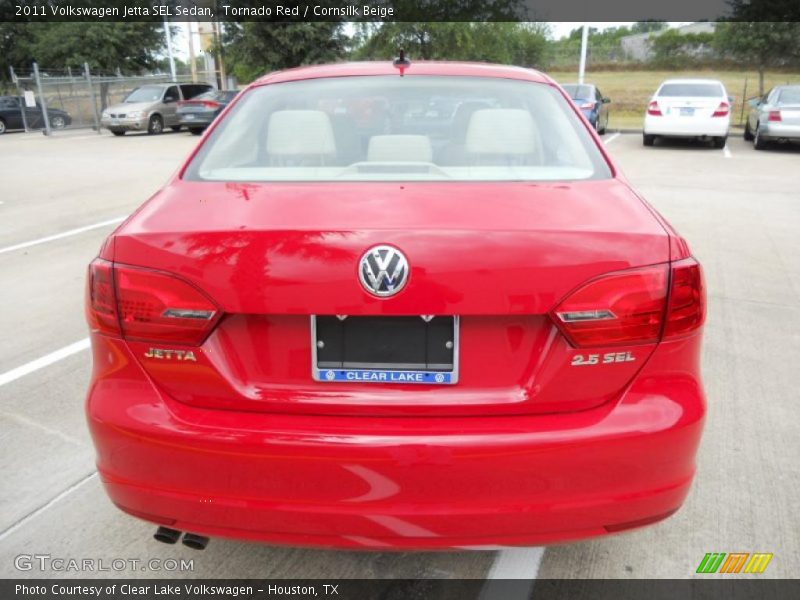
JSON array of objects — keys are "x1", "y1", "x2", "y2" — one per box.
[
  {"x1": 561, "y1": 83, "x2": 611, "y2": 134},
  {"x1": 0, "y1": 95, "x2": 72, "y2": 134},
  {"x1": 177, "y1": 90, "x2": 239, "y2": 134}
]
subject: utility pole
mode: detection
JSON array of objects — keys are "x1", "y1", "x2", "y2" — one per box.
[
  {"x1": 578, "y1": 24, "x2": 589, "y2": 85},
  {"x1": 213, "y1": 17, "x2": 226, "y2": 89},
  {"x1": 163, "y1": 14, "x2": 177, "y2": 81},
  {"x1": 187, "y1": 21, "x2": 198, "y2": 83}
]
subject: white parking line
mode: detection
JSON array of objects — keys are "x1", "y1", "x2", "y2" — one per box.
[
  {"x1": 0, "y1": 471, "x2": 97, "y2": 542},
  {"x1": 0, "y1": 409, "x2": 88, "y2": 447},
  {"x1": 0, "y1": 216, "x2": 125, "y2": 255},
  {"x1": 0, "y1": 338, "x2": 90, "y2": 387},
  {"x1": 723, "y1": 144, "x2": 732, "y2": 158},
  {"x1": 480, "y1": 547, "x2": 545, "y2": 599},
  {"x1": 487, "y1": 547, "x2": 545, "y2": 579},
  {"x1": 603, "y1": 132, "x2": 621, "y2": 144}
]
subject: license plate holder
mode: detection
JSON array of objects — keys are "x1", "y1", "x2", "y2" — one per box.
[
  {"x1": 680, "y1": 107, "x2": 695, "y2": 116},
  {"x1": 311, "y1": 315, "x2": 459, "y2": 385}
]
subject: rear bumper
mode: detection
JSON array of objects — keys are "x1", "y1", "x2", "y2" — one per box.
[
  {"x1": 760, "y1": 122, "x2": 800, "y2": 140},
  {"x1": 87, "y1": 334, "x2": 705, "y2": 550},
  {"x1": 644, "y1": 115, "x2": 729, "y2": 137},
  {"x1": 178, "y1": 115, "x2": 214, "y2": 128},
  {"x1": 101, "y1": 116, "x2": 148, "y2": 131}
]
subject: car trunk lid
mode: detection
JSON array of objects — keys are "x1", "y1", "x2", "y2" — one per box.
[{"x1": 110, "y1": 179, "x2": 671, "y2": 416}]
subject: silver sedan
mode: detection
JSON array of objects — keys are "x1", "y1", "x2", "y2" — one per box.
[{"x1": 744, "y1": 85, "x2": 800, "y2": 149}]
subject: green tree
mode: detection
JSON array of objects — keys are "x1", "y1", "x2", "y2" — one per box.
[
  {"x1": 4, "y1": 22, "x2": 168, "y2": 107},
  {"x1": 27, "y1": 23, "x2": 166, "y2": 75},
  {"x1": 714, "y1": 0, "x2": 800, "y2": 95},
  {"x1": 0, "y1": 23, "x2": 36, "y2": 84},
  {"x1": 222, "y1": 22, "x2": 347, "y2": 83},
  {"x1": 353, "y1": 22, "x2": 549, "y2": 67},
  {"x1": 552, "y1": 25, "x2": 632, "y2": 67},
  {"x1": 631, "y1": 21, "x2": 668, "y2": 34},
  {"x1": 651, "y1": 30, "x2": 715, "y2": 68},
  {"x1": 715, "y1": 22, "x2": 800, "y2": 94}
]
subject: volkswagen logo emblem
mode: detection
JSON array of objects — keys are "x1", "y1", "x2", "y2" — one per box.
[{"x1": 359, "y1": 245, "x2": 409, "y2": 297}]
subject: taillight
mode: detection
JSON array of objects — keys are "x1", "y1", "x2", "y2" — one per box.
[
  {"x1": 86, "y1": 259, "x2": 220, "y2": 346},
  {"x1": 712, "y1": 102, "x2": 730, "y2": 117},
  {"x1": 202, "y1": 100, "x2": 220, "y2": 109},
  {"x1": 663, "y1": 258, "x2": 705, "y2": 339},
  {"x1": 552, "y1": 264, "x2": 668, "y2": 347},
  {"x1": 768, "y1": 110, "x2": 782, "y2": 122},
  {"x1": 551, "y1": 260, "x2": 705, "y2": 348},
  {"x1": 647, "y1": 101, "x2": 662, "y2": 116},
  {"x1": 579, "y1": 102, "x2": 596, "y2": 110},
  {"x1": 87, "y1": 259, "x2": 120, "y2": 336}
]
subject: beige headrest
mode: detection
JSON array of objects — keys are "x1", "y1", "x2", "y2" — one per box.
[
  {"x1": 465, "y1": 109, "x2": 538, "y2": 155},
  {"x1": 267, "y1": 110, "x2": 336, "y2": 156}
]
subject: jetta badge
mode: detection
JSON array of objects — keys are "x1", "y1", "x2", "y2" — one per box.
[{"x1": 359, "y1": 245, "x2": 409, "y2": 297}]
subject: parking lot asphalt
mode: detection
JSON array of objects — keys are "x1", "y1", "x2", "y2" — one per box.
[{"x1": 0, "y1": 129, "x2": 798, "y2": 582}]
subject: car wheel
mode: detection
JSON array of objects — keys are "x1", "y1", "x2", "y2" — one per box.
[
  {"x1": 170, "y1": 125, "x2": 182, "y2": 132},
  {"x1": 50, "y1": 115, "x2": 67, "y2": 129},
  {"x1": 598, "y1": 115, "x2": 607, "y2": 135},
  {"x1": 189, "y1": 127, "x2": 204, "y2": 135},
  {"x1": 147, "y1": 115, "x2": 163, "y2": 135},
  {"x1": 712, "y1": 136, "x2": 727, "y2": 149},
  {"x1": 643, "y1": 134, "x2": 655, "y2": 147},
  {"x1": 111, "y1": 130, "x2": 125, "y2": 137},
  {"x1": 753, "y1": 124, "x2": 767, "y2": 150},
  {"x1": 0, "y1": 118, "x2": 6, "y2": 135},
  {"x1": 743, "y1": 121, "x2": 754, "y2": 141}
]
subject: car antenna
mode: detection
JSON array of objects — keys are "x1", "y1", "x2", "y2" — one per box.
[{"x1": 393, "y1": 49, "x2": 410, "y2": 76}]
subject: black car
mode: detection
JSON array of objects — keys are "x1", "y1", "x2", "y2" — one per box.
[
  {"x1": 0, "y1": 95, "x2": 72, "y2": 134},
  {"x1": 176, "y1": 90, "x2": 239, "y2": 134}
]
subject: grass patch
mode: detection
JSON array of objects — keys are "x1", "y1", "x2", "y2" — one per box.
[{"x1": 549, "y1": 69, "x2": 800, "y2": 130}]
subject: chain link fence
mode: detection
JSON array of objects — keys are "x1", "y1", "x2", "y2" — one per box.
[{"x1": 4, "y1": 64, "x2": 192, "y2": 134}]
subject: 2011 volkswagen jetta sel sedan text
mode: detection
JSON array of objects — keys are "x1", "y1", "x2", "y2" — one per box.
[{"x1": 85, "y1": 61, "x2": 706, "y2": 550}]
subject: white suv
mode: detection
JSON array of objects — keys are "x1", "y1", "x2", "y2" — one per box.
[{"x1": 643, "y1": 78, "x2": 730, "y2": 148}]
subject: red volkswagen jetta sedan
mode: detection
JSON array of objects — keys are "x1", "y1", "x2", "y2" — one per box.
[{"x1": 85, "y1": 61, "x2": 706, "y2": 550}]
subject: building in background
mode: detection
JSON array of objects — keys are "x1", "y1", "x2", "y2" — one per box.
[{"x1": 621, "y1": 22, "x2": 716, "y2": 61}]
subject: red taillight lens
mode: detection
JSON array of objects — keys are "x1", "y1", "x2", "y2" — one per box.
[
  {"x1": 202, "y1": 100, "x2": 220, "y2": 108},
  {"x1": 647, "y1": 101, "x2": 662, "y2": 116},
  {"x1": 663, "y1": 258, "x2": 705, "y2": 339},
  {"x1": 552, "y1": 264, "x2": 669, "y2": 347},
  {"x1": 579, "y1": 102, "x2": 596, "y2": 110},
  {"x1": 551, "y1": 259, "x2": 705, "y2": 348},
  {"x1": 712, "y1": 101, "x2": 730, "y2": 117},
  {"x1": 768, "y1": 110, "x2": 782, "y2": 122},
  {"x1": 86, "y1": 260, "x2": 220, "y2": 346},
  {"x1": 87, "y1": 258, "x2": 121, "y2": 336}
]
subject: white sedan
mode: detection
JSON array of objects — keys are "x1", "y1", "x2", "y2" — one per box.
[{"x1": 643, "y1": 78, "x2": 731, "y2": 148}]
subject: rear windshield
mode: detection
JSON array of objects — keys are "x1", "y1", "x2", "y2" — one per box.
[
  {"x1": 193, "y1": 90, "x2": 238, "y2": 102},
  {"x1": 562, "y1": 84, "x2": 593, "y2": 100},
  {"x1": 777, "y1": 88, "x2": 800, "y2": 104},
  {"x1": 124, "y1": 86, "x2": 164, "y2": 103},
  {"x1": 658, "y1": 83, "x2": 724, "y2": 98},
  {"x1": 184, "y1": 76, "x2": 611, "y2": 182}
]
